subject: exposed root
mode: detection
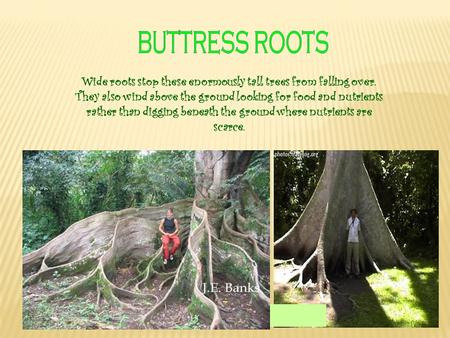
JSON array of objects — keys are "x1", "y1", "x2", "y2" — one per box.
[
  {"x1": 96, "y1": 282, "x2": 101, "y2": 308},
  {"x1": 276, "y1": 204, "x2": 329, "y2": 294},
  {"x1": 361, "y1": 237, "x2": 382, "y2": 273},
  {"x1": 134, "y1": 248, "x2": 163, "y2": 290},
  {"x1": 222, "y1": 206, "x2": 269, "y2": 262},
  {"x1": 24, "y1": 251, "x2": 102, "y2": 287},
  {"x1": 399, "y1": 257, "x2": 414, "y2": 270},
  {"x1": 211, "y1": 236, "x2": 270, "y2": 310},
  {"x1": 25, "y1": 201, "x2": 193, "y2": 308},
  {"x1": 142, "y1": 199, "x2": 269, "y2": 329},
  {"x1": 291, "y1": 249, "x2": 318, "y2": 288},
  {"x1": 24, "y1": 196, "x2": 268, "y2": 329},
  {"x1": 235, "y1": 211, "x2": 270, "y2": 261},
  {"x1": 158, "y1": 275, "x2": 175, "y2": 291},
  {"x1": 142, "y1": 201, "x2": 224, "y2": 329}
]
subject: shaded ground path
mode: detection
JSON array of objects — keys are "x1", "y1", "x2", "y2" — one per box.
[{"x1": 329, "y1": 274, "x2": 392, "y2": 326}]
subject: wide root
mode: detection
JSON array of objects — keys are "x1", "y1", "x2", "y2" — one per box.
[{"x1": 23, "y1": 196, "x2": 269, "y2": 329}]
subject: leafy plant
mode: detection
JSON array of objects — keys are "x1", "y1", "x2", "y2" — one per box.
[{"x1": 175, "y1": 314, "x2": 201, "y2": 329}]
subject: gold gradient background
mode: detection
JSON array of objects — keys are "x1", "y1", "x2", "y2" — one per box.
[{"x1": 1, "y1": 0, "x2": 449, "y2": 336}]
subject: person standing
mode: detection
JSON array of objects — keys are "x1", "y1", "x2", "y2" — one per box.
[
  {"x1": 345, "y1": 208, "x2": 361, "y2": 277},
  {"x1": 159, "y1": 207, "x2": 180, "y2": 265}
]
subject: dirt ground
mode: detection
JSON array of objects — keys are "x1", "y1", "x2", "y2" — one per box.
[
  {"x1": 212, "y1": 273, "x2": 269, "y2": 329},
  {"x1": 23, "y1": 265, "x2": 208, "y2": 330}
]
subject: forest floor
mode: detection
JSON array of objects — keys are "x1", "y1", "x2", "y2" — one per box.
[
  {"x1": 23, "y1": 261, "x2": 269, "y2": 329},
  {"x1": 212, "y1": 273, "x2": 270, "y2": 329},
  {"x1": 22, "y1": 262, "x2": 208, "y2": 330},
  {"x1": 274, "y1": 258, "x2": 438, "y2": 327}
]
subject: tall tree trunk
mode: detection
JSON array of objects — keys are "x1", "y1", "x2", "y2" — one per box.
[
  {"x1": 194, "y1": 151, "x2": 253, "y2": 199},
  {"x1": 275, "y1": 151, "x2": 411, "y2": 289}
]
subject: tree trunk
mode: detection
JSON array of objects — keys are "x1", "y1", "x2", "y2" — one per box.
[
  {"x1": 194, "y1": 151, "x2": 253, "y2": 199},
  {"x1": 275, "y1": 151, "x2": 411, "y2": 289}
]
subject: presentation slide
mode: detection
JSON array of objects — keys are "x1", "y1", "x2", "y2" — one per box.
[{"x1": 0, "y1": 1, "x2": 447, "y2": 337}]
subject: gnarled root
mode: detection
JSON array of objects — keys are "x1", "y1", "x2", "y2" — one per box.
[{"x1": 23, "y1": 196, "x2": 269, "y2": 329}]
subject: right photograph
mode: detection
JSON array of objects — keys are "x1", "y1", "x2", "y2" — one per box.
[{"x1": 273, "y1": 150, "x2": 438, "y2": 327}]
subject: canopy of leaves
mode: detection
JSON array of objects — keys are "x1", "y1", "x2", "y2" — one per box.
[
  {"x1": 245, "y1": 151, "x2": 270, "y2": 207},
  {"x1": 274, "y1": 151, "x2": 326, "y2": 240}
]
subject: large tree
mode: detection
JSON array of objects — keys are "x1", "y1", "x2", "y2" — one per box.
[
  {"x1": 274, "y1": 151, "x2": 411, "y2": 293},
  {"x1": 23, "y1": 151, "x2": 269, "y2": 329}
]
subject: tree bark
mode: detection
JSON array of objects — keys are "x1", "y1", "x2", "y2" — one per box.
[
  {"x1": 275, "y1": 151, "x2": 411, "y2": 286},
  {"x1": 194, "y1": 151, "x2": 253, "y2": 199}
]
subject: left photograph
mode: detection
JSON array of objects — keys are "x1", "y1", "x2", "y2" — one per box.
[{"x1": 22, "y1": 150, "x2": 270, "y2": 330}]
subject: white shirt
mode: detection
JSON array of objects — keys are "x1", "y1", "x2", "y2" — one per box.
[{"x1": 347, "y1": 216, "x2": 360, "y2": 243}]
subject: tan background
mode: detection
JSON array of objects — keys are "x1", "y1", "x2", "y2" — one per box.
[{"x1": 1, "y1": 0, "x2": 449, "y2": 336}]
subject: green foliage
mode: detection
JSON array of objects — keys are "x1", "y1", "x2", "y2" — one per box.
[
  {"x1": 243, "y1": 151, "x2": 270, "y2": 206},
  {"x1": 217, "y1": 151, "x2": 269, "y2": 208},
  {"x1": 78, "y1": 151, "x2": 137, "y2": 214},
  {"x1": 23, "y1": 151, "x2": 79, "y2": 253},
  {"x1": 23, "y1": 296, "x2": 130, "y2": 329},
  {"x1": 176, "y1": 314, "x2": 202, "y2": 329},
  {"x1": 274, "y1": 285, "x2": 305, "y2": 304},
  {"x1": 23, "y1": 150, "x2": 195, "y2": 253},
  {"x1": 131, "y1": 151, "x2": 195, "y2": 207},
  {"x1": 187, "y1": 295, "x2": 214, "y2": 323},
  {"x1": 274, "y1": 151, "x2": 325, "y2": 239},
  {"x1": 364, "y1": 151, "x2": 438, "y2": 258}
]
